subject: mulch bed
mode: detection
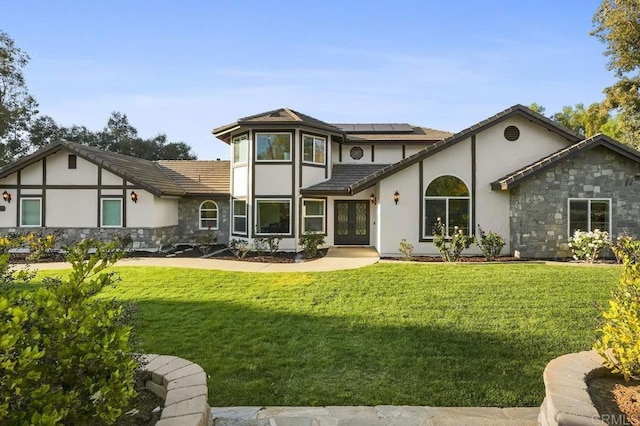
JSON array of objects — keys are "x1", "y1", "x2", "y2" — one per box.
[
  {"x1": 115, "y1": 371, "x2": 163, "y2": 425},
  {"x1": 589, "y1": 376, "x2": 640, "y2": 426},
  {"x1": 382, "y1": 256, "x2": 523, "y2": 262}
]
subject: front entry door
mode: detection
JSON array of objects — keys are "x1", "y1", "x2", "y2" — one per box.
[{"x1": 334, "y1": 200, "x2": 370, "y2": 245}]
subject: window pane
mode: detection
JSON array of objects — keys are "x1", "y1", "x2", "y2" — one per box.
[
  {"x1": 425, "y1": 199, "x2": 446, "y2": 236},
  {"x1": 21, "y1": 199, "x2": 40, "y2": 226},
  {"x1": 449, "y1": 198, "x2": 470, "y2": 235},
  {"x1": 426, "y1": 176, "x2": 469, "y2": 196},
  {"x1": 304, "y1": 217, "x2": 324, "y2": 232},
  {"x1": 257, "y1": 200, "x2": 290, "y2": 234},
  {"x1": 569, "y1": 200, "x2": 588, "y2": 234},
  {"x1": 234, "y1": 217, "x2": 246, "y2": 233},
  {"x1": 591, "y1": 201, "x2": 609, "y2": 232},
  {"x1": 314, "y1": 138, "x2": 325, "y2": 164},
  {"x1": 233, "y1": 136, "x2": 248, "y2": 163},
  {"x1": 102, "y1": 199, "x2": 122, "y2": 226},
  {"x1": 303, "y1": 136, "x2": 314, "y2": 162},
  {"x1": 233, "y1": 200, "x2": 246, "y2": 215},
  {"x1": 256, "y1": 134, "x2": 291, "y2": 161},
  {"x1": 304, "y1": 200, "x2": 324, "y2": 216}
]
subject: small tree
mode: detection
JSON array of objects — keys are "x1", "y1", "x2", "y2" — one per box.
[{"x1": 476, "y1": 226, "x2": 505, "y2": 261}]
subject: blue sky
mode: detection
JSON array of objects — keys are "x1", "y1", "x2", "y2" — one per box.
[{"x1": 5, "y1": 0, "x2": 613, "y2": 160}]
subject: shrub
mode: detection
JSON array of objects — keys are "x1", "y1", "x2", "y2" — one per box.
[
  {"x1": 194, "y1": 231, "x2": 218, "y2": 256},
  {"x1": 266, "y1": 235, "x2": 282, "y2": 256},
  {"x1": 594, "y1": 238, "x2": 640, "y2": 380},
  {"x1": 476, "y1": 226, "x2": 505, "y2": 261},
  {"x1": 0, "y1": 239, "x2": 137, "y2": 425},
  {"x1": 299, "y1": 232, "x2": 325, "y2": 258},
  {"x1": 432, "y1": 218, "x2": 473, "y2": 262},
  {"x1": 399, "y1": 239, "x2": 414, "y2": 261},
  {"x1": 228, "y1": 239, "x2": 250, "y2": 258},
  {"x1": 613, "y1": 234, "x2": 640, "y2": 265},
  {"x1": 568, "y1": 229, "x2": 611, "y2": 263},
  {"x1": 253, "y1": 238, "x2": 268, "y2": 256}
]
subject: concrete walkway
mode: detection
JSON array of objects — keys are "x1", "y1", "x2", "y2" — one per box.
[
  {"x1": 30, "y1": 247, "x2": 381, "y2": 273},
  {"x1": 211, "y1": 405, "x2": 540, "y2": 425}
]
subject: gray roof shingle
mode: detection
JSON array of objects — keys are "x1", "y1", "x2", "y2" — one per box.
[{"x1": 301, "y1": 164, "x2": 390, "y2": 195}]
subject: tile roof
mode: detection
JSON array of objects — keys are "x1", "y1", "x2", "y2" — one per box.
[
  {"x1": 157, "y1": 160, "x2": 230, "y2": 195},
  {"x1": 0, "y1": 140, "x2": 232, "y2": 197},
  {"x1": 301, "y1": 164, "x2": 390, "y2": 195},
  {"x1": 326, "y1": 104, "x2": 585, "y2": 192},
  {"x1": 490, "y1": 134, "x2": 640, "y2": 190},
  {"x1": 343, "y1": 126, "x2": 453, "y2": 143},
  {"x1": 213, "y1": 108, "x2": 343, "y2": 137}
]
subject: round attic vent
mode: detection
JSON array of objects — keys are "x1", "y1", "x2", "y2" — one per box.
[
  {"x1": 350, "y1": 146, "x2": 364, "y2": 160},
  {"x1": 504, "y1": 125, "x2": 520, "y2": 141}
]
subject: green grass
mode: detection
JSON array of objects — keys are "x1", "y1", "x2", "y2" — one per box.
[{"x1": 36, "y1": 263, "x2": 620, "y2": 407}]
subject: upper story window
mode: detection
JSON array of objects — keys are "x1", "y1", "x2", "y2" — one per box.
[
  {"x1": 199, "y1": 200, "x2": 219, "y2": 230},
  {"x1": 424, "y1": 175, "x2": 471, "y2": 238},
  {"x1": 256, "y1": 133, "x2": 291, "y2": 162},
  {"x1": 232, "y1": 134, "x2": 248, "y2": 164},
  {"x1": 303, "y1": 135, "x2": 326, "y2": 165}
]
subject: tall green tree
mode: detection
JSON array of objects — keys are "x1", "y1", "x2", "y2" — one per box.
[
  {"x1": 551, "y1": 102, "x2": 622, "y2": 139},
  {"x1": 0, "y1": 31, "x2": 38, "y2": 164},
  {"x1": 592, "y1": 0, "x2": 640, "y2": 148}
]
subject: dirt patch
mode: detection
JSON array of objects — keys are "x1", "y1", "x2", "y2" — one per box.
[
  {"x1": 589, "y1": 376, "x2": 640, "y2": 425},
  {"x1": 115, "y1": 372, "x2": 163, "y2": 425}
]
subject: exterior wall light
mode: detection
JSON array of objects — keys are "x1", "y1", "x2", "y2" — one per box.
[
  {"x1": 393, "y1": 190, "x2": 400, "y2": 205},
  {"x1": 2, "y1": 190, "x2": 11, "y2": 203},
  {"x1": 370, "y1": 193, "x2": 376, "y2": 205},
  {"x1": 130, "y1": 191, "x2": 138, "y2": 203}
]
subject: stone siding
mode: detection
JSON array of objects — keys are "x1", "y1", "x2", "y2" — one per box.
[
  {"x1": 177, "y1": 197, "x2": 229, "y2": 245},
  {"x1": 509, "y1": 146, "x2": 640, "y2": 258}
]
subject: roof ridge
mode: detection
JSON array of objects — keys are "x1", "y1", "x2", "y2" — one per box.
[{"x1": 283, "y1": 108, "x2": 301, "y2": 121}]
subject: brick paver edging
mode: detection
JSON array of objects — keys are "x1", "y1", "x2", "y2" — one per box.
[
  {"x1": 538, "y1": 350, "x2": 609, "y2": 426},
  {"x1": 140, "y1": 354, "x2": 212, "y2": 426}
]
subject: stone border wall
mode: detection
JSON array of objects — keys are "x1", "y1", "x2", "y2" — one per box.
[
  {"x1": 141, "y1": 354, "x2": 212, "y2": 426},
  {"x1": 538, "y1": 350, "x2": 609, "y2": 426}
]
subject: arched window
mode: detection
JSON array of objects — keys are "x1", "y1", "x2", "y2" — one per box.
[
  {"x1": 424, "y1": 176, "x2": 470, "y2": 238},
  {"x1": 199, "y1": 200, "x2": 218, "y2": 230}
]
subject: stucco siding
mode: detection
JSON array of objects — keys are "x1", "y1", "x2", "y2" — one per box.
[
  {"x1": 152, "y1": 197, "x2": 179, "y2": 227},
  {"x1": 374, "y1": 146, "x2": 403, "y2": 164},
  {"x1": 127, "y1": 189, "x2": 155, "y2": 227},
  {"x1": 21, "y1": 161, "x2": 43, "y2": 185},
  {"x1": 102, "y1": 169, "x2": 123, "y2": 185},
  {"x1": 47, "y1": 189, "x2": 97, "y2": 227},
  {"x1": 254, "y1": 165, "x2": 292, "y2": 195},
  {"x1": 301, "y1": 166, "x2": 325, "y2": 188},
  {"x1": 232, "y1": 166, "x2": 248, "y2": 197},
  {"x1": 46, "y1": 150, "x2": 99, "y2": 185}
]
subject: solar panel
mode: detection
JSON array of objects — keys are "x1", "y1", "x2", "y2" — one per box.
[{"x1": 332, "y1": 123, "x2": 414, "y2": 133}]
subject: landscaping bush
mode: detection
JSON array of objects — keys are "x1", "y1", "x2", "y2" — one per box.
[
  {"x1": 266, "y1": 235, "x2": 282, "y2": 256},
  {"x1": 399, "y1": 239, "x2": 414, "y2": 261},
  {"x1": 228, "y1": 239, "x2": 250, "y2": 258},
  {"x1": 568, "y1": 229, "x2": 611, "y2": 263},
  {"x1": 432, "y1": 218, "x2": 472, "y2": 262},
  {"x1": 299, "y1": 232, "x2": 325, "y2": 258},
  {"x1": 194, "y1": 231, "x2": 218, "y2": 255},
  {"x1": 476, "y1": 225, "x2": 505, "y2": 261},
  {"x1": 253, "y1": 238, "x2": 268, "y2": 256},
  {"x1": 594, "y1": 235, "x2": 640, "y2": 380},
  {"x1": 0, "y1": 238, "x2": 137, "y2": 425}
]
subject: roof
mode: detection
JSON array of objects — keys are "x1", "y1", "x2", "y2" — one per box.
[
  {"x1": 213, "y1": 108, "x2": 343, "y2": 140},
  {"x1": 0, "y1": 140, "x2": 231, "y2": 197},
  {"x1": 491, "y1": 134, "x2": 640, "y2": 190},
  {"x1": 320, "y1": 104, "x2": 585, "y2": 191},
  {"x1": 301, "y1": 164, "x2": 390, "y2": 195},
  {"x1": 341, "y1": 126, "x2": 453, "y2": 143},
  {"x1": 157, "y1": 160, "x2": 230, "y2": 195}
]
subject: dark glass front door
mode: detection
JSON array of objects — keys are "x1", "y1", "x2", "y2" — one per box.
[{"x1": 334, "y1": 200, "x2": 370, "y2": 245}]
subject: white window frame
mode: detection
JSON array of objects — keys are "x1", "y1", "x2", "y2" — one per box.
[
  {"x1": 20, "y1": 197, "x2": 42, "y2": 227},
  {"x1": 232, "y1": 134, "x2": 248, "y2": 165},
  {"x1": 567, "y1": 198, "x2": 612, "y2": 238},
  {"x1": 232, "y1": 199, "x2": 247, "y2": 235},
  {"x1": 423, "y1": 175, "x2": 471, "y2": 239},
  {"x1": 254, "y1": 198, "x2": 292, "y2": 236},
  {"x1": 101, "y1": 198, "x2": 123, "y2": 228},
  {"x1": 302, "y1": 134, "x2": 326, "y2": 165},
  {"x1": 255, "y1": 132, "x2": 292, "y2": 162},
  {"x1": 302, "y1": 199, "x2": 326, "y2": 234},
  {"x1": 199, "y1": 200, "x2": 219, "y2": 230}
]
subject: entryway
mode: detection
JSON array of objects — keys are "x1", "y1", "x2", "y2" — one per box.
[{"x1": 334, "y1": 200, "x2": 370, "y2": 245}]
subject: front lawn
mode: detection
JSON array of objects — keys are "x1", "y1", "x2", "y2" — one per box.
[{"x1": 37, "y1": 263, "x2": 620, "y2": 407}]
